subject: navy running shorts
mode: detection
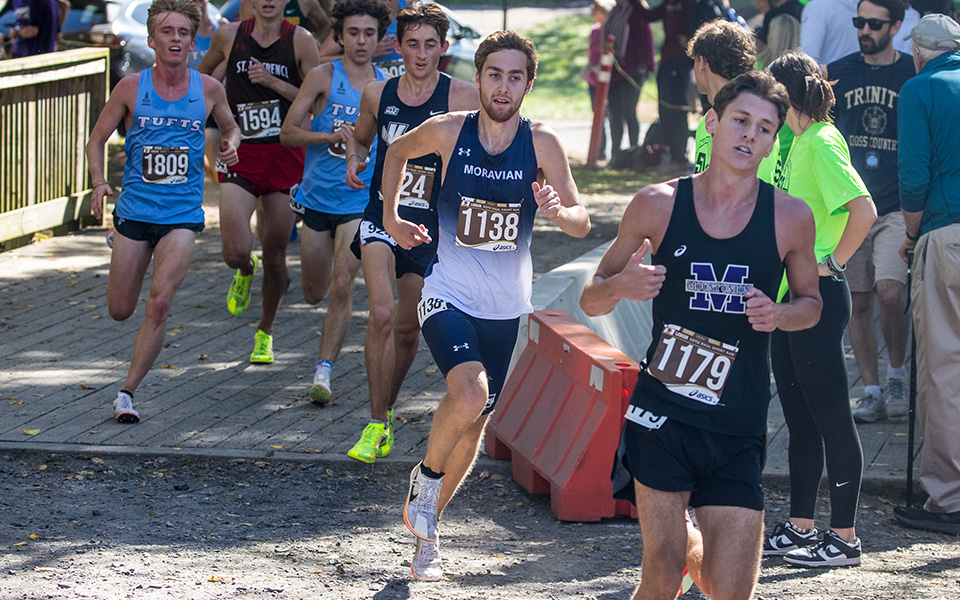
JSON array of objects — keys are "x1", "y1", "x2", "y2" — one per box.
[
  {"x1": 113, "y1": 215, "x2": 204, "y2": 249},
  {"x1": 611, "y1": 400, "x2": 766, "y2": 511},
  {"x1": 419, "y1": 299, "x2": 520, "y2": 415},
  {"x1": 289, "y1": 199, "x2": 362, "y2": 235},
  {"x1": 349, "y1": 205, "x2": 437, "y2": 278}
]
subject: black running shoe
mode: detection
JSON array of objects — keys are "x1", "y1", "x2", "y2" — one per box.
[
  {"x1": 762, "y1": 521, "x2": 819, "y2": 556},
  {"x1": 784, "y1": 530, "x2": 862, "y2": 568}
]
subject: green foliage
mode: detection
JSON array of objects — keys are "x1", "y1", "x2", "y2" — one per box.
[{"x1": 520, "y1": 14, "x2": 593, "y2": 120}]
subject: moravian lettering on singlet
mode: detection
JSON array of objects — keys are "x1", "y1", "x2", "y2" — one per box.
[
  {"x1": 462, "y1": 165, "x2": 524, "y2": 180},
  {"x1": 117, "y1": 68, "x2": 206, "y2": 225},
  {"x1": 630, "y1": 177, "x2": 785, "y2": 437}
]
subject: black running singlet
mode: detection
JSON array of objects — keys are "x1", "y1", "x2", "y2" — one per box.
[
  {"x1": 224, "y1": 19, "x2": 302, "y2": 144},
  {"x1": 632, "y1": 177, "x2": 784, "y2": 436},
  {"x1": 368, "y1": 73, "x2": 451, "y2": 231}
]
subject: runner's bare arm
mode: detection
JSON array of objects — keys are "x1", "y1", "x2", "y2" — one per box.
[
  {"x1": 198, "y1": 23, "x2": 236, "y2": 78},
  {"x1": 532, "y1": 123, "x2": 590, "y2": 238},
  {"x1": 381, "y1": 115, "x2": 462, "y2": 249},
  {"x1": 84, "y1": 74, "x2": 138, "y2": 220},
  {"x1": 204, "y1": 76, "x2": 241, "y2": 167},
  {"x1": 280, "y1": 64, "x2": 338, "y2": 147},
  {"x1": 579, "y1": 182, "x2": 674, "y2": 316},
  {"x1": 295, "y1": 26, "x2": 322, "y2": 80},
  {"x1": 299, "y1": 0, "x2": 331, "y2": 44},
  {"x1": 448, "y1": 78, "x2": 481, "y2": 111},
  {"x1": 345, "y1": 80, "x2": 384, "y2": 189},
  {"x1": 828, "y1": 194, "x2": 877, "y2": 269},
  {"x1": 747, "y1": 191, "x2": 822, "y2": 332}
]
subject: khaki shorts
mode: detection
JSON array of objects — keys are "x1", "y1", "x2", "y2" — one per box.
[{"x1": 846, "y1": 211, "x2": 908, "y2": 293}]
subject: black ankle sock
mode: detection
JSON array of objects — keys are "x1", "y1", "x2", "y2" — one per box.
[
  {"x1": 420, "y1": 464, "x2": 444, "y2": 479},
  {"x1": 120, "y1": 389, "x2": 134, "y2": 399}
]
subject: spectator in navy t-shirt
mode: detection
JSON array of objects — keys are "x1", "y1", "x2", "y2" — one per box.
[{"x1": 6, "y1": 0, "x2": 60, "y2": 57}]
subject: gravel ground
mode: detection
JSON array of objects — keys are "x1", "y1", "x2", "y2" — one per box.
[{"x1": 5, "y1": 162, "x2": 958, "y2": 599}]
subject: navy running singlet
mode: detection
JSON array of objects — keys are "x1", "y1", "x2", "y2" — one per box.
[
  {"x1": 368, "y1": 72, "x2": 451, "y2": 233},
  {"x1": 631, "y1": 177, "x2": 784, "y2": 437},
  {"x1": 422, "y1": 111, "x2": 539, "y2": 320}
]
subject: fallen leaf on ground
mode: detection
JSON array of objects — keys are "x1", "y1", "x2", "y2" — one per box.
[
  {"x1": 22, "y1": 429, "x2": 39, "y2": 435},
  {"x1": 79, "y1": 384, "x2": 95, "y2": 390}
]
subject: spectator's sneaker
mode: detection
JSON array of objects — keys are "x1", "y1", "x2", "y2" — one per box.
[
  {"x1": 113, "y1": 392, "x2": 140, "y2": 424},
  {"x1": 762, "y1": 521, "x2": 819, "y2": 556},
  {"x1": 784, "y1": 531, "x2": 861, "y2": 567},
  {"x1": 227, "y1": 254, "x2": 259, "y2": 316},
  {"x1": 347, "y1": 422, "x2": 387, "y2": 464},
  {"x1": 894, "y1": 505, "x2": 960, "y2": 535},
  {"x1": 310, "y1": 368, "x2": 332, "y2": 405},
  {"x1": 885, "y1": 376, "x2": 908, "y2": 418},
  {"x1": 411, "y1": 536, "x2": 443, "y2": 581},
  {"x1": 852, "y1": 392, "x2": 887, "y2": 423},
  {"x1": 385, "y1": 408, "x2": 395, "y2": 456},
  {"x1": 250, "y1": 329, "x2": 274, "y2": 364},
  {"x1": 404, "y1": 462, "x2": 442, "y2": 541}
]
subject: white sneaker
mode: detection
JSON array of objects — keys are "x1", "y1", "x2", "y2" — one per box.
[
  {"x1": 113, "y1": 391, "x2": 140, "y2": 424},
  {"x1": 885, "y1": 376, "x2": 908, "y2": 418},
  {"x1": 404, "y1": 462, "x2": 442, "y2": 541},
  {"x1": 310, "y1": 368, "x2": 332, "y2": 405},
  {"x1": 411, "y1": 536, "x2": 443, "y2": 581}
]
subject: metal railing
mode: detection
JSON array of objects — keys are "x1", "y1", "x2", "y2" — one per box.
[{"x1": 1, "y1": 48, "x2": 109, "y2": 244}]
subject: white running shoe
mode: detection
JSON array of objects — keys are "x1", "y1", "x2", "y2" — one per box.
[
  {"x1": 404, "y1": 462, "x2": 442, "y2": 541},
  {"x1": 411, "y1": 536, "x2": 443, "y2": 581},
  {"x1": 113, "y1": 391, "x2": 140, "y2": 424},
  {"x1": 310, "y1": 368, "x2": 332, "y2": 405}
]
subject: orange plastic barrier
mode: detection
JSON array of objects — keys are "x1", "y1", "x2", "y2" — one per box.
[{"x1": 485, "y1": 310, "x2": 640, "y2": 521}]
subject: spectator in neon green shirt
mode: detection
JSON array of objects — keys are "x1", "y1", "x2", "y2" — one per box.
[
  {"x1": 687, "y1": 19, "x2": 782, "y2": 184},
  {"x1": 764, "y1": 50, "x2": 877, "y2": 569}
]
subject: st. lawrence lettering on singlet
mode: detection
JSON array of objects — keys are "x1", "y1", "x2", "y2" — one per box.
[
  {"x1": 225, "y1": 19, "x2": 302, "y2": 144},
  {"x1": 632, "y1": 177, "x2": 784, "y2": 436},
  {"x1": 421, "y1": 111, "x2": 539, "y2": 320}
]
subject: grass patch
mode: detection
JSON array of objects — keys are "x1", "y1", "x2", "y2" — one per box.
[{"x1": 570, "y1": 160, "x2": 689, "y2": 197}]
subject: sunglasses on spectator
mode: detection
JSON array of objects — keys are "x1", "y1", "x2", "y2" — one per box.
[{"x1": 852, "y1": 17, "x2": 892, "y2": 30}]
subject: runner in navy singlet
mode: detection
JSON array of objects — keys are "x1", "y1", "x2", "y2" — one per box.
[
  {"x1": 280, "y1": 0, "x2": 390, "y2": 405},
  {"x1": 200, "y1": 0, "x2": 320, "y2": 364},
  {"x1": 340, "y1": 2, "x2": 479, "y2": 467},
  {"x1": 385, "y1": 31, "x2": 590, "y2": 581},
  {"x1": 580, "y1": 71, "x2": 822, "y2": 600},
  {"x1": 86, "y1": 0, "x2": 240, "y2": 424}
]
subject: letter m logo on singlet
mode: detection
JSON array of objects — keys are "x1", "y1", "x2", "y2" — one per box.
[
  {"x1": 382, "y1": 122, "x2": 409, "y2": 145},
  {"x1": 685, "y1": 263, "x2": 751, "y2": 314}
]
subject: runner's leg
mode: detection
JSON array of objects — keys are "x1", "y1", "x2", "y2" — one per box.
[
  {"x1": 106, "y1": 234, "x2": 153, "y2": 322},
  {"x1": 219, "y1": 182, "x2": 258, "y2": 275},
  {"x1": 120, "y1": 229, "x2": 197, "y2": 393},
  {"x1": 299, "y1": 224, "x2": 334, "y2": 305},
  {"x1": 361, "y1": 241, "x2": 399, "y2": 422},
  {"x1": 256, "y1": 191, "x2": 296, "y2": 334},
  {"x1": 631, "y1": 481, "x2": 691, "y2": 600},
  {"x1": 318, "y1": 219, "x2": 362, "y2": 361},
  {"x1": 695, "y1": 505, "x2": 763, "y2": 600},
  {"x1": 390, "y1": 272, "x2": 425, "y2": 407}
]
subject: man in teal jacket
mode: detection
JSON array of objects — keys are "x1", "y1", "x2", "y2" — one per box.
[{"x1": 895, "y1": 13, "x2": 960, "y2": 536}]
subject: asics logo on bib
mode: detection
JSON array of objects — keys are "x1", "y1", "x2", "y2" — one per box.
[
  {"x1": 686, "y1": 263, "x2": 751, "y2": 313},
  {"x1": 382, "y1": 122, "x2": 409, "y2": 144},
  {"x1": 329, "y1": 103, "x2": 358, "y2": 117},
  {"x1": 136, "y1": 116, "x2": 203, "y2": 132}
]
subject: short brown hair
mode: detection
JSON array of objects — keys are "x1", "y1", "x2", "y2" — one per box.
[
  {"x1": 396, "y1": 1, "x2": 449, "y2": 43},
  {"x1": 474, "y1": 30, "x2": 538, "y2": 82},
  {"x1": 768, "y1": 50, "x2": 836, "y2": 123},
  {"x1": 712, "y1": 70, "x2": 790, "y2": 132},
  {"x1": 686, "y1": 19, "x2": 757, "y2": 80},
  {"x1": 147, "y1": 0, "x2": 201, "y2": 38},
  {"x1": 331, "y1": 0, "x2": 391, "y2": 45}
]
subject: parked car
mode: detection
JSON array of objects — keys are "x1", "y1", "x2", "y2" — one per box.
[
  {"x1": 57, "y1": 0, "x2": 221, "y2": 87},
  {"x1": 217, "y1": 0, "x2": 482, "y2": 80}
]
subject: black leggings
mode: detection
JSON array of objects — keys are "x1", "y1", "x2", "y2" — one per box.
[
  {"x1": 771, "y1": 277, "x2": 863, "y2": 529},
  {"x1": 607, "y1": 79, "x2": 641, "y2": 154}
]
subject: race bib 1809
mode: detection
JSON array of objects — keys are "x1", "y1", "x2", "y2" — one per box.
[
  {"x1": 456, "y1": 196, "x2": 521, "y2": 252},
  {"x1": 647, "y1": 324, "x2": 738, "y2": 406},
  {"x1": 141, "y1": 146, "x2": 189, "y2": 184}
]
